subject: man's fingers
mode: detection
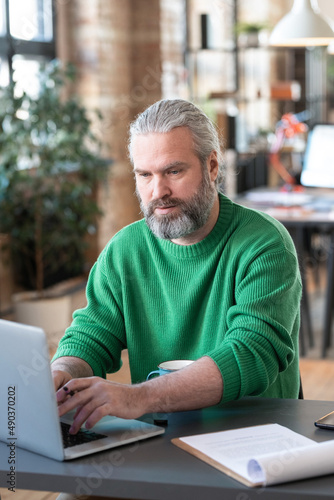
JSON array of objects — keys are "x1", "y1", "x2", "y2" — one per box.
[
  {"x1": 70, "y1": 399, "x2": 98, "y2": 432},
  {"x1": 68, "y1": 400, "x2": 107, "y2": 434},
  {"x1": 52, "y1": 370, "x2": 72, "y2": 392},
  {"x1": 58, "y1": 376, "x2": 98, "y2": 395},
  {"x1": 84, "y1": 404, "x2": 110, "y2": 430},
  {"x1": 57, "y1": 383, "x2": 94, "y2": 417},
  {"x1": 56, "y1": 377, "x2": 92, "y2": 403},
  {"x1": 73, "y1": 405, "x2": 83, "y2": 420}
]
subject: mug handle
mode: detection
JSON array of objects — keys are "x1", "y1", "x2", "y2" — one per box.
[{"x1": 146, "y1": 370, "x2": 160, "y2": 380}]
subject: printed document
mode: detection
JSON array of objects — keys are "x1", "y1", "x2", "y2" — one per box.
[{"x1": 172, "y1": 423, "x2": 334, "y2": 487}]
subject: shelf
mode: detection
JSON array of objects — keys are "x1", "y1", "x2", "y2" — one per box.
[{"x1": 185, "y1": 0, "x2": 330, "y2": 153}]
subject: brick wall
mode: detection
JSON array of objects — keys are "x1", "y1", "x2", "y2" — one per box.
[{"x1": 56, "y1": 0, "x2": 162, "y2": 257}]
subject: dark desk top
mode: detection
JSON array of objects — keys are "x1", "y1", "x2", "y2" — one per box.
[{"x1": 1, "y1": 398, "x2": 334, "y2": 499}]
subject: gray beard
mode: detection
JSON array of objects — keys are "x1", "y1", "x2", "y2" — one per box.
[{"x1": 137, "y1": 171, "x2": 217, "y2": 240}]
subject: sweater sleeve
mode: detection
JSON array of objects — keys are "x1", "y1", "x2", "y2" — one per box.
[
  {"x1": 206, "y1": 247, "x2": 302, "y2": 403},
  {"x1": 52, "y1": 249, "x2": 126, "y2": 378}
]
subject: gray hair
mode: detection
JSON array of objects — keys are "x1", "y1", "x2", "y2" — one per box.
[{"x1": 128, "y1": 99, "x2": 224, "y2": 188}]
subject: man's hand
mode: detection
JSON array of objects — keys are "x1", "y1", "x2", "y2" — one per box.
[
  {"x1": 55, "y1": 356, "x2": 223, "y2": 434},
  {"x1": 51, "y1": 356, "x2": 94, "y2": 391},
  {"x1": 53, "y1": 369, "x2": 73, "y2": 392},
  {"x1": 57, "y1": 378, "x2": 144, "y2": 434}
]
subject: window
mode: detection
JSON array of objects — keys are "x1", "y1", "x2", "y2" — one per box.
[{"x1": 0, "y1": 0, "x2": 55, "y2": 90}]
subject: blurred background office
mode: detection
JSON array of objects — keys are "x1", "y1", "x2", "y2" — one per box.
[
  {"x1": 1, "y1": 0, "x2": 333, "y2": 242},
  {"x1": 1, "y1": 0, "x2": 334, "y2": 379}
]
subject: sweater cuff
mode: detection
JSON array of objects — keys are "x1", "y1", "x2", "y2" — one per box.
[{"x1": 206, "y1": 347, "x2": 241, "y2": 404}]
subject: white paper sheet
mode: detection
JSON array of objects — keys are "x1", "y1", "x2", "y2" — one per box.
[
  {"x1": 248, "y1": 438, "x2": 334, "y2": 485},
  {"x1": 178, "y1": 423, "x2": 319, "y2": 485}
]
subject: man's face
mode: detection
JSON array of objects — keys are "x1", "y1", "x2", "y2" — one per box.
[{"x1": 132, "y1": 127, "x2": 218, "y2": 241}]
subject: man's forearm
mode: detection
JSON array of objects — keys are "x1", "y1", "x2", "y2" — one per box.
[
  {"x1": 140, "y1": 356, "x2": 223, "y2": 413},
  {"x1": 51, "y1": 356, "x2": 93, "y2": 379},
  {"x1": 56, "y1": 355, "x2": 224, "y2": 433}
]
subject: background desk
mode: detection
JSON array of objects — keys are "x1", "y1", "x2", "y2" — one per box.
[
  {"x1": 235, "y1": 188, "x2": 334, "y2": 357},
  {"x1": 1, "y1": 398, "x2": 334, "y2": 499}
]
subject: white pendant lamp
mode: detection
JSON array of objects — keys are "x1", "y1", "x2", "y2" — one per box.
[{"x1": 269, "y1": 0, "x2": 334, "y2": 47}]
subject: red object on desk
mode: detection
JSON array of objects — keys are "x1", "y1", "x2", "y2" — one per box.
[
  {"x1": 269, "y1": 112, "x2": 308, "y2": 188},
  {"x1": 280, "y1": 184, "x2": 304, "y2": 193}
]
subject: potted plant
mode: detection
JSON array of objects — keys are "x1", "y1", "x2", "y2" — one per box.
[
  {"x1": 0, "y1": 60, "x2": 109, "y2": 340},
  {"x1": 234, "y1": 22, "x2": 269, "y2": 47}
]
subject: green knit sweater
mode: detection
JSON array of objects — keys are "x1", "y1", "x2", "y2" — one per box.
[{"x1": 53, "y1": 194, "x2": 302, "y2": 403}]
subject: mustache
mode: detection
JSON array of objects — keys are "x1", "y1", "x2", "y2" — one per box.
[{"x1": 148, "y1": 198, "x2": 184, "y2": 211}]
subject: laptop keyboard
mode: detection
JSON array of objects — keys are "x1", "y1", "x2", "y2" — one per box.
[{"x1": 61, "y1": 421, "x2": 108, "y2": 448}]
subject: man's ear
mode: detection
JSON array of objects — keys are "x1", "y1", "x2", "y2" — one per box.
[{"x1": 207, "y1": 151, "x2": 219, "y2": 182}]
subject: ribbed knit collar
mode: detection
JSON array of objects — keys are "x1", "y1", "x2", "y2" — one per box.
[{"x1": 147, "y1": 193, "x2": 233, "y2": 258}]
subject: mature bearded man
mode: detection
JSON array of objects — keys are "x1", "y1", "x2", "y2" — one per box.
[{"x1": 52, "y1": 99, "x2": 302, "y2": 438}]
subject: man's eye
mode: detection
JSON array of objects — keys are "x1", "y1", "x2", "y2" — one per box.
[
  {"x1": 139, "y1": 173, "x2": 151, "y2": 178},
  {"x1": 169, "y1": 170, "x2": 180, "y2": 175}
]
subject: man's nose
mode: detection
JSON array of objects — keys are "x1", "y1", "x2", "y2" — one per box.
[{"x1": 152, "y1": 176, "x2": 172, "y2": 200}]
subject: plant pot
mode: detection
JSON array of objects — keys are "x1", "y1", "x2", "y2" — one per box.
[
  {"x1": 238, "y1": 30, "x2": 269, "y2": 48},
  {"x1": 238, "y1": 32, "x2": 260, "y2": 48},
  {"x1": 12, "y1": 277, "x2": 87, "y2": 349}
]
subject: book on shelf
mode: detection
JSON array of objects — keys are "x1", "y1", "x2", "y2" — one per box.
[{"x1": 172, "y1": 423, "x2": 334, "y2": 487}]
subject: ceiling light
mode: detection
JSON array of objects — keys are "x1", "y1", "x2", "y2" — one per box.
[{"x1": 269, "y1": 0, "x2": 334, "y2": 47}]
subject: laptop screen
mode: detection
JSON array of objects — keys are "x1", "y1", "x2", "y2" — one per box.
[{"x1": 300, "y1": 124, "x2": 334, "y2": 188}]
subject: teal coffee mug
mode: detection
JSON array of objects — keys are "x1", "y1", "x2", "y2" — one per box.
[
  {"x1": 146, "y1": 360, "x2": 194, "y2": 425},
  {"x1": 147, "y1": 359, "x2": 194, "y2": 380}
]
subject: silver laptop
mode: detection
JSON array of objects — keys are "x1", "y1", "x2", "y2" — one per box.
[{"x1": 0, "y1": 319, "x2": 164, "y2": 461}]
